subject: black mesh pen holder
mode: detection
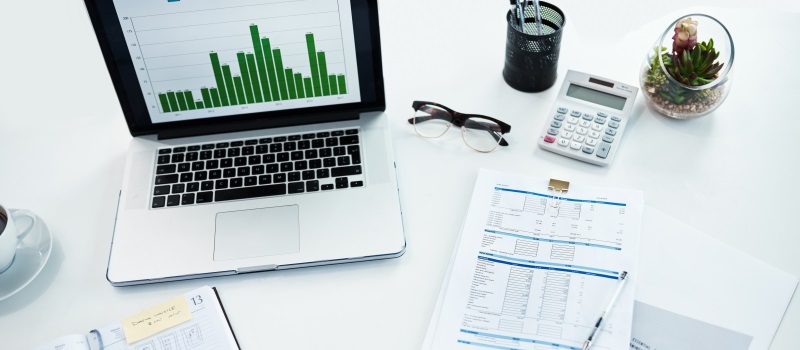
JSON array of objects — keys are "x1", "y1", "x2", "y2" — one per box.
[{"x1": 503, "y1": 1, "x2": 566, "y2": 92}]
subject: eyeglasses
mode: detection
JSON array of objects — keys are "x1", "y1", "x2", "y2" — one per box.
[{"x1": 409, "y1": 101, "x2": 511, "y2": 153}]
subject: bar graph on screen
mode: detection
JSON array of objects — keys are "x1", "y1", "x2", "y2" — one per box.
[{"x1": 114, "y1": 0, "x2": 360, "y2": 123}]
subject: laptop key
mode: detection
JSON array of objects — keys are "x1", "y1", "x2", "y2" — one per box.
[
  {"x1": 332, "y1": 130, "x2": 345, "y2": 136},
  {"x1": 259, "y1": 138, "x2": 272, "y2": 144},
  {"x1": 216, "y1": 179, "x2": 228, "y2": 189},
  {"x1": 321, "y1": 184, "x2": 334, "y2": 190},
  {"x1": 351, "y1": 181, "x2": 364, "y2": 187},
  {"x1": 316, "y1": 168, "x2": 330, "y2": 178},
  {"x1": 180, "y1": 173, "x2": 193, "y2": 182},
  {"x1": 231, "y1": 141, "x2": 244, "y2": 147},
  {"x1": 221, "y1": 159, "x2": 233, "y2": 168},
  {"x1": 252, "y1": 165, "x2": 265, "y2": 175},
  {"x1": 181, "y1": 193, "x2": 195, "y2": 205},
  {"x1": 337, "y1": 156, "x2": 350, "y2": 166},
  {"x1": 302, "y1": 170, "x2": 315, "y2": 180},
  {"x1": 172, "y1": 183, "x2": 185, "y2": 193},
  {"x1": 217, "y1": 142, "x2": 230, "y2": 148},
  {"x1": 288, "y1": 182, "x2": 305, "y2": 194},
  {"x1": 223, "y1": 168, "x2": 236, "y2": 178},
  {"x1": 200, "y1": 151, "x2": 212, "y2": 160},
  {"x1": 194, "y1": 171, "x2": 208, "y2": 181},
  {"x1": 274, "y1": 136, "x2": 287, "y2": 142},
  {"x1": 166, "y1": 195, "x2": 180, "y2": 206},
  {"x1": 331, "y1": 165, "x2": 362, "y2": 177},
  {"x1": 302, "y1": 133, "x2": 315, "y2": 139},
  {"x1": 155, "y1": 174, "x2": 179, "y2": 185},
  {"x1": 288, "y1": 172, "x2": 301, "y2": 182},
  {"x1": 288, "y1": 135, "x2": 301, "y2": 141},
  {"x1": 178, "y1": 163, "x2": 190, "y2": 172},
  {"x1": 202, "y1": 144, "x2": 215, "y2": 150},
  {"x1": 192, "y1": 162, "x2": 204, "y2": 171},
  {"x1": 245, "y1": 176, "x2": 257, "y2": 186},
  {"x1": 196, "y1": 191, "x2": 213, "y2": 203},
  {"x1": 256, "y1": 145, "x2": 269, "y2": 154},
  {"x1": 294, "y1": 160, "x2": 308, "y2": 170},
  {"x1": 156, "y1": 164, "x2": 176, "y2": 174},
  {"x1": 242, "y1": 146, "x2": 254, "y2": 155},
  {"x1": 311, "y1": 139, "x2": 324, "y2": 148},
  {"x1": 173, "y1": 147, "x2": 186, "y2": 153},
  {"x1": 339, "y1": 135, "x2": 359, "y2": 145},
  {"x1": 186, "y1": 152, "x2": 198, "y2": 161},
  {"x1": 334, "y1": 146, "x2": 346, "y2": 156},
  {"x1": 345, "y1": 129, "x2": 358, "y2": 135},
  {"x1": 230, "y1": 178, "x2": 243, "y2": 188},
  {"x1": 316, "y1": 132, "x2": 330, "y2": 138},
  {"x1": 171, "y1": 154, "x2": 184, "y2": 163},
  {"x1": 152, "y1": 196, "x2": 166, "y2": 208},
  {"x1": 259, "y1": 175, "x2": 272, "y2": 184},
  {"x1": 158, "y1": 149, "x2": 171, "y2": 154},
  {"x1": 209, "y1": 170, "x2": 222, "y2": 179},
  {"x1": 309, "y1": 159, "x2": 322, "y2": 169},
  {"x1": 245, "y1": 139, "x2": 258, "y2": 145},
  {"x1": 153, "y1": 185, "x2": 170, "y2": 196},
  {"x1": 215, "y1": 184, "x2": 287, "y2": 202},
  {"x1": 306, "y1": 180, "x2": 320, "y2": 192},
  {"x1": 273, "y1": 173, "x2": 286, "y2": 183},
  {"x1": 284, "y1": 142, "x2": 297, "y2": 151},
  {"x1": 188, "y1": 145, "x2": 201, "y2": 151},
  {"x1": 335, "y1": 177, "x2": 349, "y2": 189},
  {"x1": 201, "y1": 181, "x2": 213, "y2": 191},
  {"x1": 157, "y1": 155, "x2": 170, "y2": 164},
  {"x1": 351, "y1": 151, "x2": 361, "y2": 165},
  {"x1": 298, "y1": 140, "x2": 310, "y2": 150},
  {"x1": 187, "y1": 182, "x2": 199, "y2": 192}
]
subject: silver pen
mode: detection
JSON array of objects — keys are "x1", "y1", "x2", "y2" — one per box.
[{"x1": 582, "y1": 271, "x2": 629, "y2": 350}]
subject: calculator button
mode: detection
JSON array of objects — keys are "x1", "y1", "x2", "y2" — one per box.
[
  {"x1": 591, "y1": 123, "x2": 603, "y2": 132},
  {"x1": 570, "y1": 142, "x2": 582, "y2": 150},
  {"x1": 595, "y1": 116, "x2": 606, "y2": 124},
  {"x1": 589, "y1": 131, "x2": 601, "y2": 139},
  {"x1": 551, "y1": 120, "x2": 563, "y2": 128},
  {"x1": 564, "y1": 124, "x2": 576, "y2": 132},
  {"x1": 582, "y1": 113, "x2": 593, "y2": 121},
  {"x1": 579, "y1": 120, "x2": 591, "y2": 128},
  {"x1": 576, "y1": 127, "x2": 588, "y2": 135},
  {"x1": 547, "y1": 128, "x2": 559, "y2": 135},
  {"x1": 567, "y1": 117, "x2": 579, "y2": 124},
  {"x1": 582, "y1": 146, "x2": 595, "y2": 154},
  {"x1": 605, "y1": 128, "x2": 617, "y2": 136},
  {"x1": 558, "y1": 107, "x2": 568, "y2": 114},
  {"x1": 557, "y1": 138, "x2": 569, "y2": 147},
  {"x1": 586, "y1": 138, "x2": 598, "y2": 146},
  {"x1": 608, "y1": 120, "x2": 620, "y2": 129},
  {"x1": 597, "y1": 112, "x2": 608, "y2": 117},
  {"x1": 544, "y1": 135, "x2": 556, "y2": 143},
  {"x1": 603, "y1": 135, "x2": 615, "y2": 143},
  {"x1": 560, "y1": 131, "x2": 573, "y2": 139},
  {"x1": 554, "y1": 114, "x2": 566, "y2": 121},
  {"x1": 570, "y1": 110, "x2": 582, "y2": 117},
  {"x1": 597, "y1": 142, "x2": 612, "y2": 158},
  {"x1": 611, "y1": 116, "x2": 621, "y2": 122},
  {"x1": 574, "y1": 135, "x2": 586, "y2": 143}
]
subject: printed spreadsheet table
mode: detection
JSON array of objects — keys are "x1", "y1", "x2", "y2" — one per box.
[{"x1": 424, "y1": 169, "x2": 644, "y2": 350}]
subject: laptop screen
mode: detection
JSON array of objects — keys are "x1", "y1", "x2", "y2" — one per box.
[{"x1": 85, "y1": 0, "x2": 384, "y2": 137}]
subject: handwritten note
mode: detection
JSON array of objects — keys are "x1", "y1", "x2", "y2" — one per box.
[{"x1": 122, "y1": 295, "x2": 192, "y2": 344}]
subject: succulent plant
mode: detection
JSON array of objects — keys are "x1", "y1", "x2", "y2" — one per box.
[
  {"x1": 666, "y1": 38, "x2": 724, "y2": 86},
  {"x1": 644, "y1": 16, "x2": 725, "y2": 105}
]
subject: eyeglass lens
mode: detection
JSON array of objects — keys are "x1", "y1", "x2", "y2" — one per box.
[{"x1": 414, "y1": 104, "x2": 503, "y2": 152}]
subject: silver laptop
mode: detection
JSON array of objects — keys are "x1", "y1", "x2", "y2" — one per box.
[{"x1": 84, "y1": 0, "x2": 405, "y2": 286}]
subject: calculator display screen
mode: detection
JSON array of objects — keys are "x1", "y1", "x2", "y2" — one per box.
[{"x1": 566, "y1": 84, "x2": 626, "y2": 110}]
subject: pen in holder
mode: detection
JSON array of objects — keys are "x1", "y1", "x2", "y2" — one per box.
[{"x1": 503, "y1": 1, "x2": 566, "y2": 92}]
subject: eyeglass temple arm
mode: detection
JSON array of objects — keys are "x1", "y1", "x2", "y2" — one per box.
[{"x1": 463, "y1": 121, "x2": 510, "y2": 146}]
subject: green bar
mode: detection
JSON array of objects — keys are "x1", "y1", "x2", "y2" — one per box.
[
  {"x1": 166, "y1": 91, "x2": 179, "y2": 111},
  {"x1": 285, "y1": 68, "x2": 297, "y2": 99},
  {"x1": 210, "y1": 88, "x2": 221, "y2": 107},
  {"x1": 175, "y1": 91, "x2": 189, "y2": 111},
  {"x1": 294, "y1": 73, "x2": 304, "y2": 98},
  {"x1": 237, "y1": 52, "x2": 255, "y2": 104},
  {"x1": 184, "y1": 91, "x2": 196, "y2": 110},
  {"x1": 303, "y1": 78, "x2": 313, "y2": 98},
  {"x1": 337, "y1": 75, "x2": 347, "y2": 94},
  {"x1": 222, "y1": 65, "x2": 238, "y2": 105},
  {"x1": 261, "y1": 38, "x2": 280, "y2": 100},
  {"x1": 328, "y1": 75, "x2": 338, "y2": 95},
  {"x1": 317, "y1": 52, "x2": 330, "y2": 96},
  {"x1": 272, "y1": 49, "x2": 288, "y2": 100},
  {"x1": 196, "y1": 101, "x2": 204, "y2": 109},
  {"x1": 158, "y1": 93, "x2": 171, "y2": 113},
  {"x1": 209, "y1": 52, "x2": 229, "y2": 106},
  {"x1": 201, "y1": 88, "x2": 212, "y2": 108},
  {"x1": 233, "y1": 76, "x2": 246, "y2": 104},
  {"x1": 245, "y1": 54, "x2": 263, "y2": 103},
  {"x1": 305, "y1": 33, "x2": 322, "y2": 97},
  {"x1": 250, "y1": 26, "x2": 271, "y2": 101}
]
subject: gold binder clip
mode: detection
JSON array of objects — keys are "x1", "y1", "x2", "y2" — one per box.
[{"x1": 548, "y1": 178, "x2": 570, "y2": 208}]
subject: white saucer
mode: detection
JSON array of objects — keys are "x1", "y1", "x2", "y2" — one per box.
[{"x1": 0, "y1": 210, "x2": 52, "y2": 301}]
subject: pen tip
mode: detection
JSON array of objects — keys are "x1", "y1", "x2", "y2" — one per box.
[
  {"x1": 620, "y1": 271, "x2": 628, "y2": 280},
  {"x1": 582, "y1": 340, "x2": 591, "y2": 350}
]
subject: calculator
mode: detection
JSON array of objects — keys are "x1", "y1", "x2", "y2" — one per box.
[{"x1": 537, "y1": 70, "x2": 638, "y2": 166}]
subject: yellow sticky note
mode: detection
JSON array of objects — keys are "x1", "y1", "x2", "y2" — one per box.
[{"x1": 122, "y1": 295, "x2": 193, "y2": 344}]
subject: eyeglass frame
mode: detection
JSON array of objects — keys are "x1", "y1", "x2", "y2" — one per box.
[{"x1": 408, "y1": 101, "x2": 512, "y2": 152}]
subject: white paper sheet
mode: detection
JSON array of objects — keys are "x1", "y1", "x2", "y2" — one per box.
[
  {"x1": 633, "y1": 208, "x2": 798, "y2": 350},
  {"x1": 424, "y1": 169, "x2": 644, "y2": 350}
]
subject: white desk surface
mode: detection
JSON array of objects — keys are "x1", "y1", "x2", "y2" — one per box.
[{"x1": 1, "y1": 1, "x2": 798, "y2": 349}]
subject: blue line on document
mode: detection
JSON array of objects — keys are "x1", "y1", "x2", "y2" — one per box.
[
  {"x1": 478, "y1": 251, "x2": 619, "y2": 275},
  {"x1": 477, "y1": 256, "x2": 619, "y2": 279},
  {"x1": 494, "y1": 187, "x2": 626, "y2": 206},
  {"x1": 460, "y1": 330, "x2": 582, "y2": 350},
  {"x1": 484, "y1": 230, "x2": 621, "y2": 251}
]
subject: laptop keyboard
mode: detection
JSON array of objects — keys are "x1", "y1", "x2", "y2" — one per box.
[{"x1": 150, "y1": 128, "x2": 364, "y2": 209}]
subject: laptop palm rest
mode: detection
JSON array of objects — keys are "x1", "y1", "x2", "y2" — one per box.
[{"x1": 214, "y1": 205, "x2": 300, "y2": 261}]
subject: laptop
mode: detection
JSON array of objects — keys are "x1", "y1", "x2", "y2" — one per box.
[{"x1": 83, "y1": 0, "x2": 406, "y2": 286}]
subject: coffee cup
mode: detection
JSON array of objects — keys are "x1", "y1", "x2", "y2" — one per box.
[{"x1": 0, "y1": 204, "x2": 38, "y2": 273}]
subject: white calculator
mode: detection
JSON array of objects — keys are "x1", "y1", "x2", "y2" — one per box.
[{"x1": 537, "y1": 70, "x2": 638, "y2": 166}]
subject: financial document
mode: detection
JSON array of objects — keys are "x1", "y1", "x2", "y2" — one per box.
[{"x1": 424, "y1": 169, "x2": 643, "y2": 350}]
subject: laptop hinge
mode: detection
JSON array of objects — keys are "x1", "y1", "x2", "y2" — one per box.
[{"x1": 156, "y1": 112, "x2": 360, "y2": 140}]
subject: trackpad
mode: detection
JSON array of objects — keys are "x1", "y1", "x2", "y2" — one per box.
[{"x1": 214, "y1": 205, "x2": 300, "y2": 261}]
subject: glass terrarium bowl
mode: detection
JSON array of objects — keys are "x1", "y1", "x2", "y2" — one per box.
[{"x1": 639, "y1": 14, "x2": 734, "y2": 119}]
